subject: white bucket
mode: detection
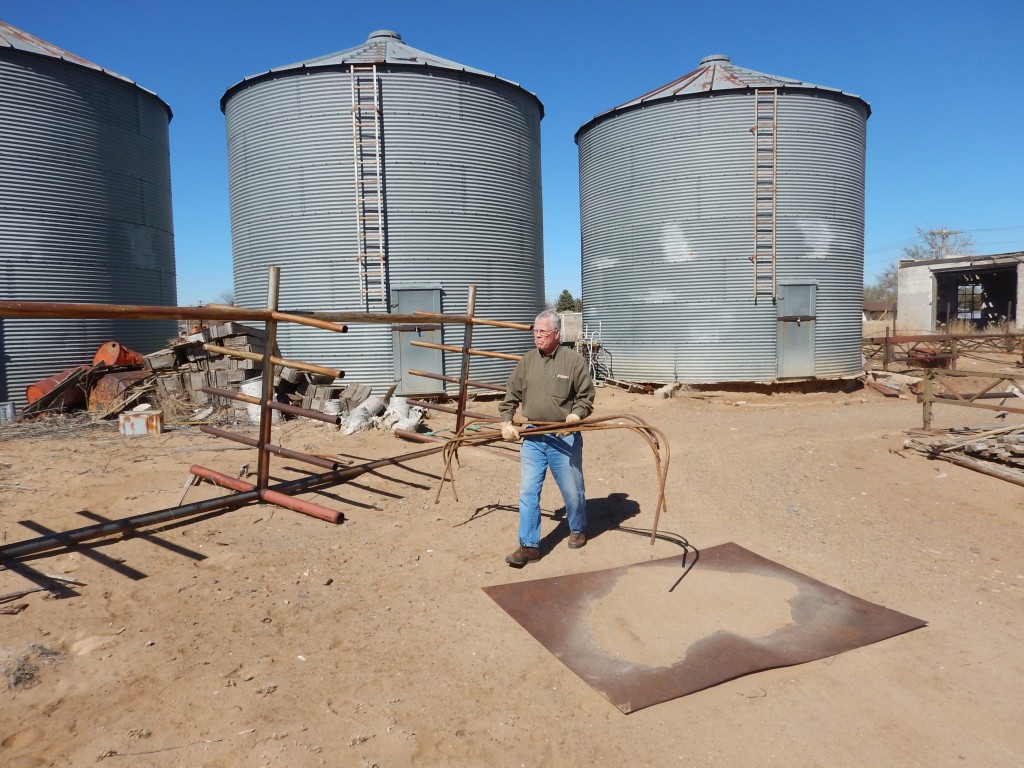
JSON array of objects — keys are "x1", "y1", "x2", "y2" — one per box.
[
  {"x1": 323, "y1": 399, "x2": 342, "y2": 416},
  {"x1": 240, "y1": 377, "x2": 279, "y2": 425},
  {"x1": 0, "y1": 401, "x2": 15, "y2": 424}
]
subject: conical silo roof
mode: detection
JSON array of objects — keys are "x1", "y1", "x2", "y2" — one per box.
[
  {"x1": 0, "y1": 19, "x2": 171, "y2": 116},
  {"x1": 221, "y1": 29, "x2": 542, "y2": 115},
  {"x1": 577, "y1": 54, "x2": 868, "y2": 138}
]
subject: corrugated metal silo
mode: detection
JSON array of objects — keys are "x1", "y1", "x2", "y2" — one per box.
[
  {"x1": 576, "y1": 55, "x2": 870, "y2": 383},
  {"x1": 220, "y1": 30, "x2": 545, "y2": 395},
  {"x1": 0, "y1": 21, "x2": 177, "y2": 407}
]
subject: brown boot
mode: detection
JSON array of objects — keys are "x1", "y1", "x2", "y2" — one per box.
[
  {"x1": 505, "y1": 546, "x2": 540, "y2": 566},
  {"x1": 568, "y1": 531, "x2": 587, "y2": 549}
]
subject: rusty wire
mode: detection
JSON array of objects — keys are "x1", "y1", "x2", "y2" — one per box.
[{"x1": 434, "y1": 414, "x2": 670, "y2": 544}]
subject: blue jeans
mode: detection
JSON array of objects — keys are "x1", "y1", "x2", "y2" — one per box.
[{"x1": 518, "y1": 432, "x2": 586, "y2": 548}]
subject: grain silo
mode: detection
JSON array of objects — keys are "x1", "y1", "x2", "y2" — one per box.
[
  {"x1": 0, "y1": 21, "x2": 176, "y2": 408},
  {"x1": 221, "y1": 30, "x2": 545, "y2": 395},
  {"x1": 576, "y1": 55, "x2": 870, "y2": 383}
]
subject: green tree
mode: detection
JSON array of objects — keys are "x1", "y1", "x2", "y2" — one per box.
[
  {"x1": 555, "y1": 289, "x2": 577, "y2": 313},
  {"x1": 902, "y1": 227, "x2": 977, "y2": 260}
]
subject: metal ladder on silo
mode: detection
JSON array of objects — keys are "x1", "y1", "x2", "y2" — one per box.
[
  {"x1": 751, "y1": 88, "x2": 778, "y2": 303},
  {"x1": 350, "y1": 64, "x2": 387, "y2": 310}
]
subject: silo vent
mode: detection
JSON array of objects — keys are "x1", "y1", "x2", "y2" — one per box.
[
  {"x1": 368, "y1": 30, "x2": 401, "y2": 41},
  {"x1": 699, "y1": 54, "x2": 731, "y2": 65}
]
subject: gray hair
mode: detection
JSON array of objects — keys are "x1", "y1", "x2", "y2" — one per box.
[{"x1": 534, "y1": 310, "x2": 561, "y2": 330}]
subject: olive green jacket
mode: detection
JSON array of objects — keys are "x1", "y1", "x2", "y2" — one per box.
[{"x1": 499, "y1": 345, "x2": 595, "y2": 423}]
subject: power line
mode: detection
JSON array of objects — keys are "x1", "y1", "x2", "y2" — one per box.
[{"x1": 865, "y1": 224, "x2": 1024, "y2": 257}]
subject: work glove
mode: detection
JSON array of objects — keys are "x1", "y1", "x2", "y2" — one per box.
[
  {"x1": 556, "y1": 412, "x2": 581, "y2": 436},
  {"x1": 500, "y1": 421, "x2": 521, "y2": 442}
]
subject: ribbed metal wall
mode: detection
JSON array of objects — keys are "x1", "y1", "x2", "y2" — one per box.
[
  {"x1": 577, "y1": 74, "x2": 867, "y2": 383},
  {"x1": 224, "y1": 44, "x2": 544, "y2": 392},
  {"x1": 0, "y1": 39, "x2": 176, "y2": 407}
]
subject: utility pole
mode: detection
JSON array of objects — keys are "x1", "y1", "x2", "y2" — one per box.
[{"x1": 926, "y1": 227, "x2": 962, "y2": 258}]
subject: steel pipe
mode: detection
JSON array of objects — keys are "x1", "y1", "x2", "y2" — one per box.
[
  {"x1": 410, "y1": 340, "x2": 521, "y2": 361},
  {"x1": 0, "y1": 301, "x2": 347, "y2": 335},
  {"x1": 199, "y1": 426, "x2": 346, "y2": 470},
  {"x1": 406, "y1": 369, "x2": 505, "y2": 392},
  {"x1": 199, "y1": 386, "x2": 340, "y2": 424},
  {"x1": 412, "y1": 310, "x2": 530, "y2": 331},
  {"x1": 203, "y1": 343, "x2": 344, "y2": 379},
  {"x1": 456, "y1": 285, "x2": 477, "y2": 434},
  {"x1": 405, "y1": 399, "x2": 498, "y2": 421},
  {"x1": 0, "y1": 488, "x2": 262, "y2": 562}
]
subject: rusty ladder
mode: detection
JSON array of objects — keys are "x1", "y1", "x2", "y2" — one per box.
[
  {"x1": 350, "y1": 64, "x2": 387, "y2": 310},
  {"x1": 752, "y1": 88, "x2": 778, "y2": 303}
]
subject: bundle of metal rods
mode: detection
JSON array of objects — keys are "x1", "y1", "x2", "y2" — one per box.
[{"x1": 433, "y1": 414, "x2": 670, "y2": 544}]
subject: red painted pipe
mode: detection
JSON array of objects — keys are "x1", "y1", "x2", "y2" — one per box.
[{"x1": 190, "y1": 466, "x2": 343, "y2": 524}]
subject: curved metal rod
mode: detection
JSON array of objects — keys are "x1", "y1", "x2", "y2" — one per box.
[{"x1": 435, "y1": 414, "x2": 670, "y2": 544}]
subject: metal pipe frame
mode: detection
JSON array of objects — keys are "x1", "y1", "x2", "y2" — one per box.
[{"x1": 0, "y1": 443, "x2": 452, "y2": 562}]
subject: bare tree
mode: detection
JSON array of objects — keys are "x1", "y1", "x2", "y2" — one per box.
[
  {"x1": 214, "y1": 289, "x2": 236, "y2": 306},
  {"x1": 864, "y1": 263, "x2": 898, "y2": 303},
  {"x1": 902, "y1": 227, "x2": 977, "y2": 260}
]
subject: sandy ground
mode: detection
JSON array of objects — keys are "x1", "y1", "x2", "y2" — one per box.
[{"x1": 1, "y1": 362, "x2": 1023, "y2": 767}]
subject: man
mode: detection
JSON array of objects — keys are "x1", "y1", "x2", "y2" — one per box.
[{"x1": 499, "y1": 310, "x2": 596, "y2": 566}]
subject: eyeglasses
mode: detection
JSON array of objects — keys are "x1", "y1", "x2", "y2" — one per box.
[{"x1": 533, "y1": 328, "x2": 559, "y2": 336}]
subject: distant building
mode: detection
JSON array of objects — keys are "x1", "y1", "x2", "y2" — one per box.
[
  {"x1": 862, "y1": 301, "x2": 896, "y2": 322},
  {"x1": 896, "y1": 252, "x2": 1023, "y2": 332}
]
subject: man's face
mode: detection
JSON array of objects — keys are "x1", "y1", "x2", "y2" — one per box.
[{"x1": 533, "y1": 324, "x2": 560, "y2": 354}]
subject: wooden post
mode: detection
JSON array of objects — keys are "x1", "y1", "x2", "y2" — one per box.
[
  {"x1": 949, "y1": 336, "x2": 958, "y2": 370},
  {"x1": 883, "y1": 326, "x2": 890, "y2": 371},
  {"x1": 922, "y1": 372, "x2": 934, "y2": 430},
  {"x1": 256, "y1": 267, "x2": 281, "y2": 490}
]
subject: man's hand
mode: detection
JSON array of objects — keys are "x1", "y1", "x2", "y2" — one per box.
[
  {"x1": 500, "y1": 421, "x2": 521, "y2": 442},
  {"x1": 556, "y1": 412, "x2": 581, "y2": 436}
]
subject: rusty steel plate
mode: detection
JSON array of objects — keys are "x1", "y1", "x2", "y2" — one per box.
[
  {"x1": 88, "y1": 370, "x2": 150, "y2": 412},
  {"x1": 482, "y1": 542, "x2": 926, "y2": 713}
]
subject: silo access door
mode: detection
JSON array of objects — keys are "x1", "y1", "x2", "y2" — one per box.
[
  {"x1": 776, "y1": 283, "x2": 816, "y2": 378},
  {"x1": 392, "y1": 286, "x2": 444, "y2": 396}
]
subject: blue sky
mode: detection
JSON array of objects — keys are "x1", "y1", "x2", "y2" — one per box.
[{"x1": 5, "y1": 1, "x2": 1023, "y2": 306}]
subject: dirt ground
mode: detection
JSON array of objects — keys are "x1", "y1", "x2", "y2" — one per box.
[{"x1": 1, "y1": 358, "x2": 1022, "y2": 767}]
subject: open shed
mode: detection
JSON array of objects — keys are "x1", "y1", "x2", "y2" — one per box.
[{"x1": 896, "y1": 252, "x2": 1024, "y2": 333}]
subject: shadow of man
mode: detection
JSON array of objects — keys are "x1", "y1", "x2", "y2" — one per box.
[{"x1": 544, "y1": 492, "x2": 639, "y2": 552}]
